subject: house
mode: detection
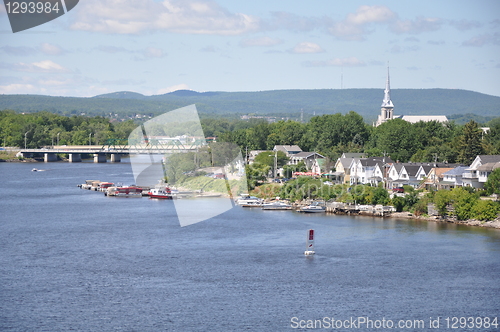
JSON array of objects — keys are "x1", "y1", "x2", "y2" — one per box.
[
  {"x1": 477, "y1": 162, "x2": 500, "y2": 184},
  {"x1": 273, "y1": 145, "x2": 302, "y2": 157},
  {"x1": 310, "y1": 158, "x2": 326, "y2": 175},
  {"x1": 463, "y1": 155, "x2": 500, "y2": 188},
  {"x1": 334, "y1": 157, "x2": 356, "y2": 184},
  {"x1": 387, "y1": 162, "x2": 433, "y2": 188},
  {"x1": 349, "y1": 157, "x2": 393, "y2": 186},
  {"x1": 289, "y1": 152, "x2": 325, "y2": 169},
  {"x1": 440, "y1": 166, "x2": 469, "y2": 189},
  {"x1": 420, "y1": 167, "x2": 454, "y2": 190}
]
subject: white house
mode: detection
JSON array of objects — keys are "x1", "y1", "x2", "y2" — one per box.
[
  {"x1": 463, "y1": 155, "x2": 500, "y2": 188},
  {"x1": 289, "y1": 152, "x2": 325, "y2": 169},
  {"x1": 349, "y1": 157, "x2": 392, "y2": 186},
  {"x1": 273, "y1": 145, "x2": 302, "y2": 157},
  {"x1": 440, "y1": 166, "x2": 469, "y2": 189}
]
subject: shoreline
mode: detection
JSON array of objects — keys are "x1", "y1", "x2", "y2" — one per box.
[{"x1": 372, "y1": 211, "x2": 500, "y2": 230}]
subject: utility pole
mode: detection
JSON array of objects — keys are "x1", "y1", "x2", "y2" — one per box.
[
  {"x1": 24, "y1": 131, "x2": 29, "y2": 149},
  {"x1": 274, "y1": 150, "x2": 278, "y2": 178}
]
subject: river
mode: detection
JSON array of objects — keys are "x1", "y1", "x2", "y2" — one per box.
[{"x1": 1, "y1": 161, "x2": 499, "y2": 331}]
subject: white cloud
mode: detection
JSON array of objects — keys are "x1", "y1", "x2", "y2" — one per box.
[
  {"x1": 156, "y1": 84, "x2": 190, "y2": 94},
  {"x1": 71, "y1": 0, "x2": 259, "y2": 35},
  {"x1": 462, "y1": 33, "x2": 500, "y2": 47},
  {"x1": 39, "y1": 43, "x2": 66, "y2": 55},
  {"x1": 0, "y1": 84, "x2": 38, "y2": 94},
  {"x1": 289, "y1": 42, "x2": 324, "y2": 54},
  {"x1": 448, "y1": 19, "x2": 482, "y2": 31},
  {"x1": 12, "y1": 60, "x2": 70, "y2": 73},
  {"x1": 240, "y1": 36, "x2": 283, "y2": 47},
  {"x1": 390, "y1": 17, "x2": 443, "y2": 34},
  {"x1": 328, "y1": 5, "x2": 396, "y2": 40},
  {"x1": 303, "y1": 57, "x2": 365, "y2": 67}
]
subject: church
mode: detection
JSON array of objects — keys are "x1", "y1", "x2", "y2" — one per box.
[{"x1": 374, "y1": 67, "x2": 448, "y2": 127}]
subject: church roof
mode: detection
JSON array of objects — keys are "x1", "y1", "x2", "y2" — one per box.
[{"x1": 401, "y1": 115, "x2": 448, "y2": 123}]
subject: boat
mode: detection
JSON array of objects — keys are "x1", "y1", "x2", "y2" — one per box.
[
  {"x1": 261, "y1": 200, "x2": 292, "y2": 210},
  {"x1": 299, "y1": 202, "x2": 326, "y2": 213},
  {"x1": 105, "y1": 186, "x2": 143, "y2": 197},
  {"x1": 236, "y1": 195, "x2": 263, "y2": 207},
  {"x1": 79, "y1": 179, "x2": 99, "y2": 190},
  {"x1": 148, "y1": 187, "x2": 173, "y2": 199}
]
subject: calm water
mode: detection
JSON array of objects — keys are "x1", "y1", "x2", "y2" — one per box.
[{"x1": 1, "y1": 161, "x2": 499, "y2": 331}]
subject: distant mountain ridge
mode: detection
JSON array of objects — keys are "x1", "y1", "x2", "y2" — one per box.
[{"x1": 1, "y1": 88, "x2": 499, "y2": 121}]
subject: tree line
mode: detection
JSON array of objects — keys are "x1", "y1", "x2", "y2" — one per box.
[{"x1": 2, "y1": 109, "x2": 500, "y2": 166}]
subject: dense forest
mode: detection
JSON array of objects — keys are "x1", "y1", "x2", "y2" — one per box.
[{"x1": 1, "y1": 109, "x2": 499, "y2": 167}]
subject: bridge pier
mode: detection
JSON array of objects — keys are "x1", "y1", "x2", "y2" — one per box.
[
  {"x1": 93, "y1": 154, "x2": 107, "y2": 163},
  {"x1": 110, "y1": 154, "x2": 121, "y2": 162},
  {"x1": 69, "y1": 153, "x2": 82, "y2": 162},
  {"x1": 44, "y1": 153, "x2": 58, "y2": 162}
]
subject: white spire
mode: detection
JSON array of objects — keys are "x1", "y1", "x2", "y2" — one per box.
[{"x1": 381, "y1": 65, "x2": 394, "y2": 108}]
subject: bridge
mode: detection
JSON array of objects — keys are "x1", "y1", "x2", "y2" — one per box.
[{"x1": 18, "y1": 139, "x2": 206, "y2": 162}]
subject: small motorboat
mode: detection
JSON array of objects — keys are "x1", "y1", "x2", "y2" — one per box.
[
  {"x1": 299, "y1": 202, "x2": 326, "y2": 213},
  {"x1": 261, "y1": 200, "x2": 292, "y2": 210},
  {"x1": 236, "y1": 194, "x2": 263, "y2": 207},
  {"x1": 147, "y1": 187, "x2": 173, "y2": 199}
]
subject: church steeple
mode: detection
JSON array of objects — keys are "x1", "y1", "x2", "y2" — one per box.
[
  {"x1": 375, "y1": 65, "x2": 394, "y2": 127},
  {"x1": 381, "y1": 66, "x2": 394, "y2": 108}
]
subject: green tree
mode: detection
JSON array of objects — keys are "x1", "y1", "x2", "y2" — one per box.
[
  {"x1": 433, "y1": 190, "x2": 452, "y2": 216},
  {"x1": 484, "y1": 168, "x2": 500, "y2": 195},
  {"x1": 451, "y1": 187, "x2": 478, "y2": 220},
  {"x1": 457, "y1": 120, "x2": 485, "y2": 164},
  {"x1": 372, "y1": 119, "x2": 421, "y2": 162},
  {"x1": 472, "y1": 200, "x2": 500, "y2": 221}
]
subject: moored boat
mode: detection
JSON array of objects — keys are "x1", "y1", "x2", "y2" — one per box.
[
  {"x1": 105, "y1": 186, "x2": 143, "y2": 197},
  {"x1": 262, "y1": 200, "x2": 292, "y2": 210},
  {"x1": 299, "y1": 202, "x2": 326, "y2": 213},
  {"x1": 148, "y1": 187, "x2": 173, "y2": 199},
  {"x1": 236, "y1": 194, "x2": 263, "y2": 207}
]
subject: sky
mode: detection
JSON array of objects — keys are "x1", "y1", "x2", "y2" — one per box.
[{"x1": 0, "y1": 0, "x2": 499, "y2": 98}]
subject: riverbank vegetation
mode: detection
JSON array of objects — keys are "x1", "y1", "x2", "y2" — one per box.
[{"x1": 251, "y1": 176, "x2": 500, "y2": 221}]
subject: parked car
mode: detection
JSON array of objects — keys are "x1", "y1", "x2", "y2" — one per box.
[{"x1": 392, "y1": 187, "x2": 404, "y2": 193}]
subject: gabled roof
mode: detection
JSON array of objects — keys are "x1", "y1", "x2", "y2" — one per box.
[
  {"x1": 443, "y1": 166, "x2": 469, "y2": 176},
  {"x1": 402, "y1": 165, "x2": 421, "y2": 176},
  {"x1": 292, "y1": 152, "x2": 325, "y2": 159},
  {"x1": 274, "y1": 145, "x2": 302, "y2": 153},
  {"x1": 477, "y1": 162, "x2": 500, "y2": 172},
  {"x1": 478, "y1": 155, "x2": 500, "y2": 164},
  {"x1": 337, "y1": 157, "x2": 355, "y2": 168}
]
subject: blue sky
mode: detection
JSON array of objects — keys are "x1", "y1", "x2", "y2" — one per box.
[{"x1": 0, "y1": 0, "x2": 499, "y2": 97}]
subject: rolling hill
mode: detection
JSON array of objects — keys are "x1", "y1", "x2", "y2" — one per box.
[{"x1": 1, "y1": 88, "x2": 499, "y2": 123}]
